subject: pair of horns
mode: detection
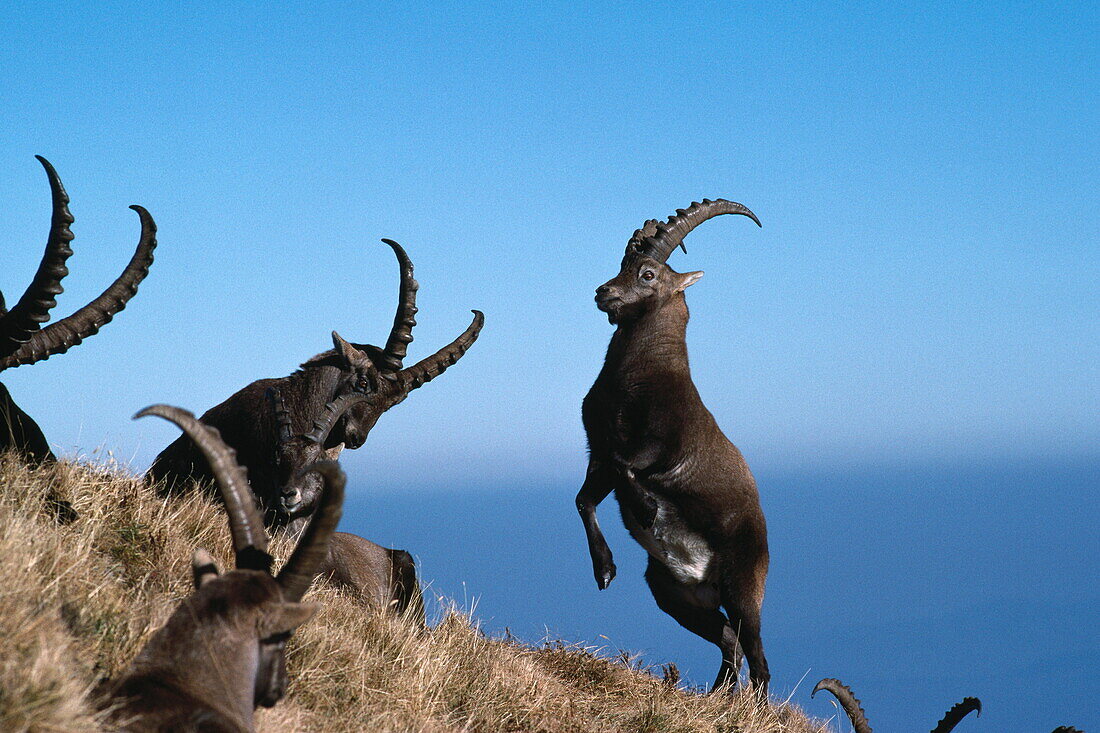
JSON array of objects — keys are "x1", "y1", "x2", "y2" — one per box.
[
  {"x1": 812, "y1": 678, "x2": 981, "y2": 733},
  {"x1": 361, "y1": 238, "x2": 484, "y2": 381},
  {"x1": 625, "y1": 198, "x2": 761, "y2": 264},
  {"x1": 136, "y1": 405, "x2": 343, "y2": 601},
  {"x1": 0, "y1": 156, "x2": 157, "y2": 370},
  {"x1": 268, "y1": 387, "x2": 370, "y2": 448}
]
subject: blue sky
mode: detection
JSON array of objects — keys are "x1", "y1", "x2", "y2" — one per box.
[{"x1": 2, "y1": 2, "x2": 1097, "y2": 728}]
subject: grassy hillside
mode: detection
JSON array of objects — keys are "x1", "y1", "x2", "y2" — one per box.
[{"x1": 0, "y1": 452, "x2": 826, "y2": 732}]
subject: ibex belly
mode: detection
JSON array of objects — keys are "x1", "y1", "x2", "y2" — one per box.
[{"x1": 622, "y1": 493, "x2": 715, "y2": 587}]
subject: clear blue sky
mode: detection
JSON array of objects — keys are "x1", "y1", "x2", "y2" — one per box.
[{"x1": 2, "y1": 2, "x2": 1096, "y2": 729}]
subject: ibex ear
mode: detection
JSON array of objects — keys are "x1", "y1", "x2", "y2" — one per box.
[
  {"x1": 674, "y1": 270, "x2": 704, "y2": 293},
  {"x1": 192, "y1": 548, "x2": 220, "y2": 589},
  {"x1": 260, "y1": 602, "x2": 319, "y2": 636},
  {"x1": 331, "y1": 331, "x2": 373, "y2": 372}
]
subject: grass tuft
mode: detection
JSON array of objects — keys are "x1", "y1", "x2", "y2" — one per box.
[{"x1": 0, "y1": 452, "x2": 826, "y2": 732}]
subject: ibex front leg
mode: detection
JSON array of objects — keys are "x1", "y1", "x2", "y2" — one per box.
[{"x1": 576, "y1": 460, "x2": 618, "y2": 590}]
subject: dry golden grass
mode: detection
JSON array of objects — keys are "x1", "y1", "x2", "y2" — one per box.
[{"x1": 0, "y1": 452, "x2": 826, "y2": 732}]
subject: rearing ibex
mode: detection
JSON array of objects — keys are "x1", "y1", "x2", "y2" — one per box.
[
  {"x1": 577, "y1": 199, "x2": 769, "y2": 693},
  {"x1": 110, "y1": 404, "x2": 344, "y2": 732},
  {"x1": 1, "y1": 156, "x2": 157, "y2": 462},
  {"x1": 148, "y1": 237, "x2": 483, "y2": 530}
]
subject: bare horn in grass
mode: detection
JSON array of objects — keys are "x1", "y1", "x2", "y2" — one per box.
[
  {"x1": 0, "y1": 156, "x2": 157, "y2": 463},
  {"x1": 811, "y1": 677, "x2": 981, "y2": 733},
  {"x1": 578, "y1": 199, "x2": 770, "y2": 694},
  {"x1": 107, "y1": 405, "x2": 344, "y2": 732}
]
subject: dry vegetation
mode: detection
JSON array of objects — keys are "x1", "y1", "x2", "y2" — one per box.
[{"x1": 0, "y1": 452, "x2": 826, "y2": 732}]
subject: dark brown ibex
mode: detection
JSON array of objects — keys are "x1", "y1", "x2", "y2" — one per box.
[
  {"x1": 577, "y1": 199, "x2": 769, "y2": 693},
  {"x1": 1, "y1": 156, "x2": 156, "y2": 462},
  {"x1": 812, "y1": 678, "x2": 981, "y2": 733},
  {"x1": 269, "y1": 387, "x2": 425, "y2": 625},
  {"x1": 148, "y1": 237, "x2": 483, "y2": 529},
  {"x1": 110, "y1": 405, "x2": 344, "y2": 732}
]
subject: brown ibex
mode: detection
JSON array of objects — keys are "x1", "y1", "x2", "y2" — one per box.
[
  {"x1": 269, "y1": 387, "x2": 425, "y2": 625},
  {"x1": 1, "y1": 156, "x2": 156, "y2": 462},
  {"x1": 148, "y1": 237, "x2": 483, "y2": 529},
  {"x1": 110, "y1": 404, "x2": 344, "y2": 732},
  {"x1": 577, "y1": 199, "x2": 769, "y2": 693},
  {"x1": 812, "y1": 678, "x2": 982, "y2": 733}
]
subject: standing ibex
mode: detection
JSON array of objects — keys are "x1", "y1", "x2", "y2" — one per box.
[
  {"x1": 577, "y1": 199, "x2": 769, "y2": 693},
  {"x1": 148, "y1": 237, "x2": 483, "y2": 528},
  {"x1": 111, "y1": 404, "x2": 344, "y2": 732},
  {"x1": 812, "y1": 678, "x2": 982, "y2": 733},
  {"x1": 1, "y1": 156, "x2": 156, "y2": 462},
  {"x1": 269, "y1": 387, "x2": 425, "y2": 625}
]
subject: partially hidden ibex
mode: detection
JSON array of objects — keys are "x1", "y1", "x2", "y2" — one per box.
[
  {"x1": 110, "y1": 404, "x2": 344, "y2": 732},
  {"x1": 1, "y1": 156, "x2": 156, "y2": 462},
  {"x1": 812, "y1": 678, "x2": 982, "y2": 733},
  {"x1": 269, "y1": 387, "x2": 425, "y2": 625},
  {"x1": 577, "y1": 199, "x2": 769, "y2": 693},
  {"x1": 148, "y1": 237, "x2": 483, "y2": 529}
]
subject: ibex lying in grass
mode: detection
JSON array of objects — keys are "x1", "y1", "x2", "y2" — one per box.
[
  {"x1": 111, "y1": 404, "x2": 343, "y2": 732},
  {"x1": 812, "y1": 678, "x2": 982, "y2": 733},
  {"x1": 269, "y1": 387, "x2": 425, "y2": 624},
  {"x1": 577, "y1": 199, "x2": 769, "y2": 693},
  {"x1": 148, "y1": 237, "x2": 483, "y2": 528},
  {"x1": 1, "y1": 156, "x2": 156, "y2": 462}
]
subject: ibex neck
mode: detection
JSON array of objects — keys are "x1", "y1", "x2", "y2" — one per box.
[{"x1": 606, "y1": 297, "x2": 690, "y2": 378}]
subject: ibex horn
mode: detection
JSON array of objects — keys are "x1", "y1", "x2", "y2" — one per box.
[
  {"x1": 0, "y1": 156, "x2": 75, "y2": 362},
  {"x1": 303, "y1": 392, "x2": 371, "y2": 446},
  {"x1": 135, "y1": 404, "x2": 271, "y2": 570},
  {"x1": 267, "y1": 387, "x2": 293, "y2": 446},
  {"x1": 277, "y1": 460, "x2": 345, "y2": 601},
  {"x1": 378, "y1": 238, "x2": 418, "y2": 372},
  {"x1": 813, "y1": 678, "x2": 873, "y2": 733},
  {"x1": 2, "y1": 201, "x2": 156, "y2": 369},
  {"x1": 397, "y1": 309, "x2": 484, "y2": 393},
  {"x1": 930, "y1": 697, "x2": 981, "y2": 733},
  {"x1": 631, "y1": 199, "x2": 760, "y2": 264}
]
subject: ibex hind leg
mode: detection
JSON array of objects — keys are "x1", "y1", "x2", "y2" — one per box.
[
  {"x1": 644, "y1": 558, "x2": 744, "y2": 692},
  {"x1": 717, "y1": 553, "x2": 769, "y2": 697}
]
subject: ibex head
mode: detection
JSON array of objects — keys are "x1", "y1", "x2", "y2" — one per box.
[
  {"x1": 594, "y1": 199, "x2": 760, "y2": 324},
  {"x1": 130, "y1": 405, "x2": 344, "y2": 713},
  {"x1": 269, "y1": 387, "x2": 368, "y2": 521},
  {"x1": 300, "y1": 239, "x2": 483, "y2": 451}
]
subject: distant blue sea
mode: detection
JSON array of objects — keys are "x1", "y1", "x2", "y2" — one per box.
[{"x1": 340, "y1": 456, "x2": 1098, "y2": 732}]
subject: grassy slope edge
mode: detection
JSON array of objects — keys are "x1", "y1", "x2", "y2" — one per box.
[{"x1": 0, "y1": 453, "x2": 826, "y2": 732}]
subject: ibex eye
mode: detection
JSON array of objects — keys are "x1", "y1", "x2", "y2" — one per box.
[{"x1": 641, "y1": 271, "x2": 655, "y2": 281}]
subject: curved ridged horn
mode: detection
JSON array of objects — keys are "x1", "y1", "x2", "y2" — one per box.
[
  {"x1": 267, "y1": 387, "x2": 293, "y2": 446},
  {"x1": 813, "y1": 678, "x2": 872, "y2": 733},
  {"x1": 633, "y1": 199, "x2": 761, "y2": 264},
  {"x1": 625, "y1": 219, "x2": 660, "y2": 255},
  {"x1": 277, "y1": 460, "x2": 345, "y2": 601},
  {"x1": 135, "y1": 404, "x2": 271, "y2": 570},
  {"x1": 303, "y1": 392, "x2": 371, "y2": 445},
  {"x1": 397, "y1": 309, "x2": 484, "y2": 393},
  {"x1": 1051, "y1": 727, "x2": 1084, "y2": 733},
  {"x1": 378, "y1": 238, "x2": 419, "y2": 372},
  {"x1": 1, "y1": 204, "x2": 157, "y2": 370},
  {"x1": 931, "y1": 697, "x2": 981, "y2": 733},
  {"x1": 0, "y1": 156, "x2": 75, "y2": 361}
]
